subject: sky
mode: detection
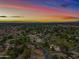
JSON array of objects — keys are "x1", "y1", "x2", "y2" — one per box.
[{"x1": 0, "y1": 0, "x2": 79, "y2": 22}]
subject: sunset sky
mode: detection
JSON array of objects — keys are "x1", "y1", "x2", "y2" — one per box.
[{"x1": 0, "y1": 0, "x2": 79, "y2": 22}]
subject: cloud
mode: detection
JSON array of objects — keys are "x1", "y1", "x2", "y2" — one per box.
[
  {"x1": 0, "y1": 16, "x2": 7, "y2": 18},
  {"x1": 0, "y1": 4, "x2": 78, "y2": 17}
]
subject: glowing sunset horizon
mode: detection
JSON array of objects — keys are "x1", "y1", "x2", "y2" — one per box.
[{"x1": 0, "y1": 0, "x2": 79, "y2": 22}]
